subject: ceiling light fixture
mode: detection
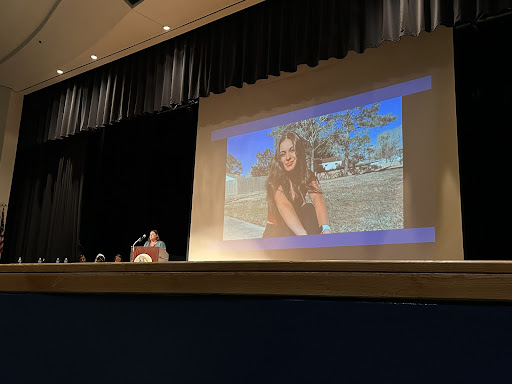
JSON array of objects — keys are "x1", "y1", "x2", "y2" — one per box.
[
  {"x1": 56, "y1": 70, "x2": 63, "y2": 74},
  {"x1": 91, "y1": 55, "x2": 98, "y2": 60},
  {"x1": 163, "y1": 26, "x2": 170, "y2": 31}
]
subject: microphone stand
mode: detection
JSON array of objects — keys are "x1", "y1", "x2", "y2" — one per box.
[
  {"x1": 131, "y1": 234, "x2": 146, "y2": 261},
  {"x1": 131, "y1": 237, "x2": 141, "y2": 261}
]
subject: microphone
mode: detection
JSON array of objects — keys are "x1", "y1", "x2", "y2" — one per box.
[{"x1": 132, "y1": 234, "x2": 146, "y2": 247}]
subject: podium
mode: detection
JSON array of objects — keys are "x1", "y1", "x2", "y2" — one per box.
[{"x1": 130, "y1": 246, "x2": 169, "y2": 262}]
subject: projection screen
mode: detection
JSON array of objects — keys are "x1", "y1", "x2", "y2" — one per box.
[{"x1": 188, "y1": 26, "x2": 463, "y2": 261}]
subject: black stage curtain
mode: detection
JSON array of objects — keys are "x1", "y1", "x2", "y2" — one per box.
[
  {"x1": 453, "y1": 13, "x2": 512, "y2": 260},
  {"x1": 2, "y1": 135, "x2": 87, "y2": 263},
  {"x1": 17, "y1": 0, "x2": 512, "y2": 145},
  {"x1": 77, "y1": 104, "x2": 197, "y2": 262},
  {"x1": 1, "y1": 103, "x2": 197, "y2": 263}
]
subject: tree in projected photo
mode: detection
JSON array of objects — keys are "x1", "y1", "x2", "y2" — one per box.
[
  {"x1": 224, "y1": 99, "x2": 403, "y2": 240},
  {"x1": 267, "y1": 102, "x2": 398, "y2": 176}
]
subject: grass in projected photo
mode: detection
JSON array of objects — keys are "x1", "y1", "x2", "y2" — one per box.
[{"x1": 224, "y1": 97, "x2": 403, "y2": 241}]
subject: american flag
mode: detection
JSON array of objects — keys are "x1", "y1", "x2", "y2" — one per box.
[{"x1": 0, "y1": 207, "x2": 5, "y2": 258}]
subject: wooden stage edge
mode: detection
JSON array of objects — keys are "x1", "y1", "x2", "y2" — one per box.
[{"x1": 1, "y1": 260, "x2": 512, "y2": 302}]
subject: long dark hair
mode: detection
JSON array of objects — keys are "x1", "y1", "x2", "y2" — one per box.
[{"x1": 266, "y1": 132, "x2": 320, "y2": 221}]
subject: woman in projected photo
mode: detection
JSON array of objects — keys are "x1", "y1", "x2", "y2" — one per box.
[{"x1": 263, "y1": 131, "x2": 331, "y2": 238}]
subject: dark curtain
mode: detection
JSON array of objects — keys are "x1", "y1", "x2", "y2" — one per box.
[
  {"x1": 1, "y1": 103, "x2": 197, "y2": 263},
  {"x1": 77, "y1": 104, "x2": 197, "y2": 262},
  {"x1": 1, "y1": 135, "x2": 86, "y2": 263},
  {"x1": 17, "y1": 0, "x2": 512, "y2": 145},
  {"x1": 453, "y1": 13, "x2": 512, "y2": 260}
]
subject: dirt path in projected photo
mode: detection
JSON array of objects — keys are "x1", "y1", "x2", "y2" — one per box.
[{"x1": 223, "y1": 166, "x2": 404, "y2": 239}]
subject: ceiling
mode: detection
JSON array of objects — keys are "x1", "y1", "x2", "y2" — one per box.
[{"x1": 0, "y1": 0, "x2": 263, "y2": 95}]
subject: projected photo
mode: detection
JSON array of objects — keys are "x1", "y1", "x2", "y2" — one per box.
[
  {"x1": 224, "y1": 98, "x2": 404, "y2": 241},
  {"x1": 209, "y1": 76, "x2": 435, "y2": 251}
]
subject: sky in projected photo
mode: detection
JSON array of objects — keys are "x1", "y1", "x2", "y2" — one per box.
[{"x1": 227, "y1": 97, "x2": 403, "y2": 176}]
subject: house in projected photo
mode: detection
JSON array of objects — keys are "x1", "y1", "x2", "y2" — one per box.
[{"x1": 317, "y1": 156, "x2": 343, "y2": 172}]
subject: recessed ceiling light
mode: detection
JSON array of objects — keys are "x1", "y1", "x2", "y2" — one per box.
[
  {"x1": 91, "y1": 55, "x2": 98, "y2": 60},
  {"x1": 163, "y1": 26, "x2": 170, "y2": 31},
  {"x1": 56, "y1": 70, "x2": 63, "y2": 74}
]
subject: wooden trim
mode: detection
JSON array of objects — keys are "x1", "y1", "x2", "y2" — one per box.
[
  {"x1": 3, "y1": 260, "x2": 512, "y2": 273},
  {"x1": 1, "y1": 261, "x2": 512, "y2": 301}
]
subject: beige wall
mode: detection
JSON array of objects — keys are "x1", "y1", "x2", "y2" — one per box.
[{"x1": 0, "y1": 85, "x2": 23, "y2": 218}]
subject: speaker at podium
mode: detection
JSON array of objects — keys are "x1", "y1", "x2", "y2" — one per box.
[{"x1": 130, "y1": 246, "x2": 169, "y2": 262}]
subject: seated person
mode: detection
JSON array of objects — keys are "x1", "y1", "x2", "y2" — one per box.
[{"x1": 263, "y1": 131, "x2": 331, "y2": 238}]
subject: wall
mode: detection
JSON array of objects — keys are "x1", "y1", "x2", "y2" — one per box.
[
  {"x1": 0, "y1": 292, "x2": 510, "y2": 383},
  {"x1": 0, "y1": 85, "x2": 23, "y2": 211}
]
